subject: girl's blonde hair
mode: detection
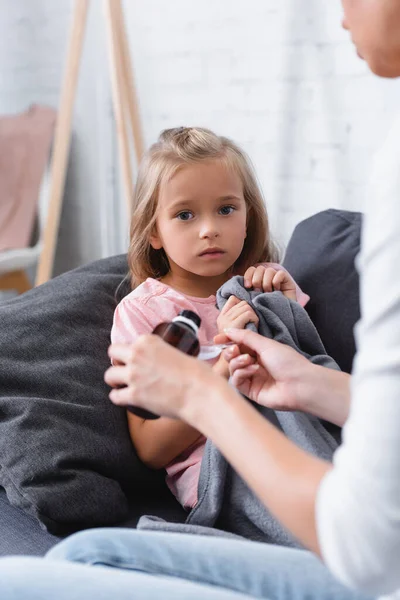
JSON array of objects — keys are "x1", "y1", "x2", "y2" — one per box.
[{"x1": 128, "y1": 126, "x2": 279, "y2": 289}]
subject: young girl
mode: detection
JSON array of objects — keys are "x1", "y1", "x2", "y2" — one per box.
[{"x1": 111, "y1": 126, "x2": 308, "y2": 510}]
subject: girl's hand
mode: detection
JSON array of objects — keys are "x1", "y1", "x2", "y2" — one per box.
[
  {"x1": 217, "y1": 295, "x2": 259, "y2": 333},
  {"x1": 212, "y1": 353, "x2": 230, "y2": 379},
  {"x1": 105, "y1": 336, "x2": 216, "y2": 420},
  {"x1": 244, "y1": 266, "x2": 297, "y2": 301}
]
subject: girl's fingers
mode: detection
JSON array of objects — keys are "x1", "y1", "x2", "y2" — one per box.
[
  {"x1": 234, "y1": 314, "x2": 258, "y2": 329},
  {"x1": 261, "y1": 267, "x2": 277, "y2": 292},
  {"x1": 229, "y1": 304, "x2": 259, "y2": 327},
  {"x1": 272, "y1": 270, "x2": 297, "y2": 300},
  {"x1": 270, "y1": 269, "x2": 284, "y2": 291},
  {"x1": 228, "y1": 300, "x2": 255, "y2": 314},
  {"x1": 214, "y1": 333, "x2": 230, "y2": 345},
  {"x1": 251, "y1": 265, "x2": 268, "y2": 290},
  {"x1": 244, "y1": 266, "x2": 256, "y2": 288},
  {"x1": 272, "y1": 269, "x2": 285, "y2": 288},
  {"x1": 220, "y1": 295, "x2": 240, "y2": 315},
  {"x1": 226, "y1": 300, "x2": 250, "y2": 312}
]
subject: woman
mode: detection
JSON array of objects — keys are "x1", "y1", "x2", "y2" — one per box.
[{"x1": 0, "y1": 1, "x2": 399, "y2": 598}]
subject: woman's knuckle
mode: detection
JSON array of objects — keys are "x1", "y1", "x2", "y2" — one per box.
[
  {"x1": 138, "y1": 334, "x2": 150, "y2": 347},
  {"x1": 126, "y1": 366, "x2": 135, "y2": 383},
  {"x1": 129, "y1": 346, "x2": 138, "y2": 362}
]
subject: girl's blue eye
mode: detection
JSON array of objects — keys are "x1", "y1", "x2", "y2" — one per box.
[
  {"x1": 219, "y1": 206, "x2": 235, "y2": 216},
  {"x1": 176, "y1": 211, "x2": 193, "y2": 221}
]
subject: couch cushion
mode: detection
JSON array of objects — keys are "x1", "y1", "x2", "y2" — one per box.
[
  {"x1": 0, "y1": 488, "x2": 60, "y2": 556},
  {"x1": 0, "y1": 485, "x2": 185, "y2": 557},
  {"x1": 283, "y1": 208, "x2": 361, "y2": 374},
  {"x1": 0, "y1": 210, "x2": 361, "y2": 537},
  {"x1": 0, "y1": 255, "x2": 168, "y2": 535}
]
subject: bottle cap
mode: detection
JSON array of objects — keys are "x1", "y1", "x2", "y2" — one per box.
[
  {"x1": 179, "y1": 310, "x2": 201, "y2": 328},
  {"x1": 172, "y1": 310, "x2": 201, "y2": 335}
]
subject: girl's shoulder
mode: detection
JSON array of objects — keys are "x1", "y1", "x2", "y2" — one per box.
[
  {"x1": 125, "y1": 277, "x2": 171, "y2": 304},
  {"x1": 112, "y1": 279, "x2": 185, "y2": 343},
  {"x1": 117, "y1": 278, "x2": 189, "y2": 315}
]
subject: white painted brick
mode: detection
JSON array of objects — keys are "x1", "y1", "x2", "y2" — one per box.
[{"x1": 3, "y1": 0, "x2": 400, "y2": 270}]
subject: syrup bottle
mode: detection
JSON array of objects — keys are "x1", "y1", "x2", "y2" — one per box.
[{"x1": 127, "y1": 310, "x2": 201, "y2": 420}]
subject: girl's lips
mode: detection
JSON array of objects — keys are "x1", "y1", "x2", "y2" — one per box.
[
  {"x1": 199, "y1": 251, "x2": 225, "y2": 258},
  {"x1": 199, "y1": 247, "x2": 225, "y2": 256}
]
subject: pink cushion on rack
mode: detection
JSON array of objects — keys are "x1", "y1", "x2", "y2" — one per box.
[{"x1": 0, "y1": 105, "x2": 56, "y2": 252}]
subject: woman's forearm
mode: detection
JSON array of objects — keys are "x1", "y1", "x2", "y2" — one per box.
[
  {"x1": 298, "y1": 366, "x2": 351, "y2": 427},
  {"x1": 183, "y1": 379, "x2": 330, "y2": 554}
]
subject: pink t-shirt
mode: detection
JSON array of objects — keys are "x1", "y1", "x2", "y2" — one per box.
[{"x1": 111, "y1": 264, "x2": 309, "y2": 510}]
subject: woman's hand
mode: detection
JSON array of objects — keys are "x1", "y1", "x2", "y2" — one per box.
[
  {"x1": 244, "y1": 265, "x2": 297, "y2": 301},
  {"x1": 105, "y1": 336, "x2": 217, "y2": 420},
  {"x1": 222, "y1": 330, "x2": 311, "y2": 412},
  {"x1": 221, "y1": 328, "x2": 350, "y2": 426},
  {"x1": 217, "y1": 295, "x2": 259, "y2": 333}
]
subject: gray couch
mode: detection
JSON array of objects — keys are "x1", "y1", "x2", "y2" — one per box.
[{"x1": 0, "y1": 209, "x2": 362, "y2": 556}]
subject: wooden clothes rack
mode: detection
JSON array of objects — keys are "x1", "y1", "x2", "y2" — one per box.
[{"x1": 35, "y1": 0, "x2": 144, "y2": 286}]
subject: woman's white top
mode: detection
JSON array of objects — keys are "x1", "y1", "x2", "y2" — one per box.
[{"x1": 317, "y1": 116, "x2": 400, "y2": 600}]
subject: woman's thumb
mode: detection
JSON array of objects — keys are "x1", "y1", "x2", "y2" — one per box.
[
  {"x1": 223, "y1": 328, "x2": 265, "y2": 352},
  {"x1": 214, "y1": 333, "x2": 229, "y2": 345}
]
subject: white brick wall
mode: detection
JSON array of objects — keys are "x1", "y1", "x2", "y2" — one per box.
[
  {"x1": 123, "y1": 0, "x2": 400, "y2": 251},
  {"x1": 2, "y1": 0, "x2": 400, "y2": 274}
]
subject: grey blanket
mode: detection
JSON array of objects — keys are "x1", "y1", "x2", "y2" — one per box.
[{"x1": 139, "y1": 276, "x2": 340, "y2": 547}]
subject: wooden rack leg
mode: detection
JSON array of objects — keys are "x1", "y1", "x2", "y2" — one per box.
[
  {"x1": 104, "y1": 0, "x2": 134, "y2": 218},
  {"x1": 35, "y1": 0, "x2": 90, "y2": 286},
  {"x1": 113, "y1": 0, "x2": 144, "y2": 164}
]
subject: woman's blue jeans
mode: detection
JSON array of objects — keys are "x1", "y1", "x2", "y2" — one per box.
[{"x1": 0, "y1": 528, "x2": 375, "y2": 599}]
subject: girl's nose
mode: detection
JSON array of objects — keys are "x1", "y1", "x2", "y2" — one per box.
[{"x1": 199, "y1": 220, "x2": 219, "y2": 239}]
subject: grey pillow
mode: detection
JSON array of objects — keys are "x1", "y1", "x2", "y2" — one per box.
[
  {"x1": 283, "y1": 208, "x2": 361, "y2": 374},
  {"x1": 0, "y1": 255, "x2": 162, "y2": 535}
]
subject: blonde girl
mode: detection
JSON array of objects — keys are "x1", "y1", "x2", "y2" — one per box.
[{"x1": 111, "y1": 127, "x2": 308, "y2": 509}]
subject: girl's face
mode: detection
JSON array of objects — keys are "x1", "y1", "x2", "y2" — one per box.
[
  {"x1": 150, "y1": 160, "x2": 247, "y2": 284},
  {"x1": 341, "y1": 0, "x2": 400, "y2": 77}
]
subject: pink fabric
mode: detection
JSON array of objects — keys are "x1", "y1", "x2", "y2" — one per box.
[
  {"x1": 111, "y1": 263, "x2": 309, "y2": 509},
  {"x1": 164, "y1": 437, "x2": 206, "y2": 509},
  {"x1": 0, "y1": 105, "x2": 56, "y2": 252}
]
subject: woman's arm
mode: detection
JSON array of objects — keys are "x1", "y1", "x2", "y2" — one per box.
[
  {"x1": 182, "y1": 373, "x2": 329, "y2": 555},
  {"x1": 299, "y1": 366, "x2": 350, "y2": 426},
  {"x1": 106, "y1": 337, "x2": 329, "y2": 554}
]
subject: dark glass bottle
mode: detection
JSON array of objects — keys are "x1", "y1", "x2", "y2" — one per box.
[{"x1": 127, "y1": 310, "x2": 201, "y2": 420}]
